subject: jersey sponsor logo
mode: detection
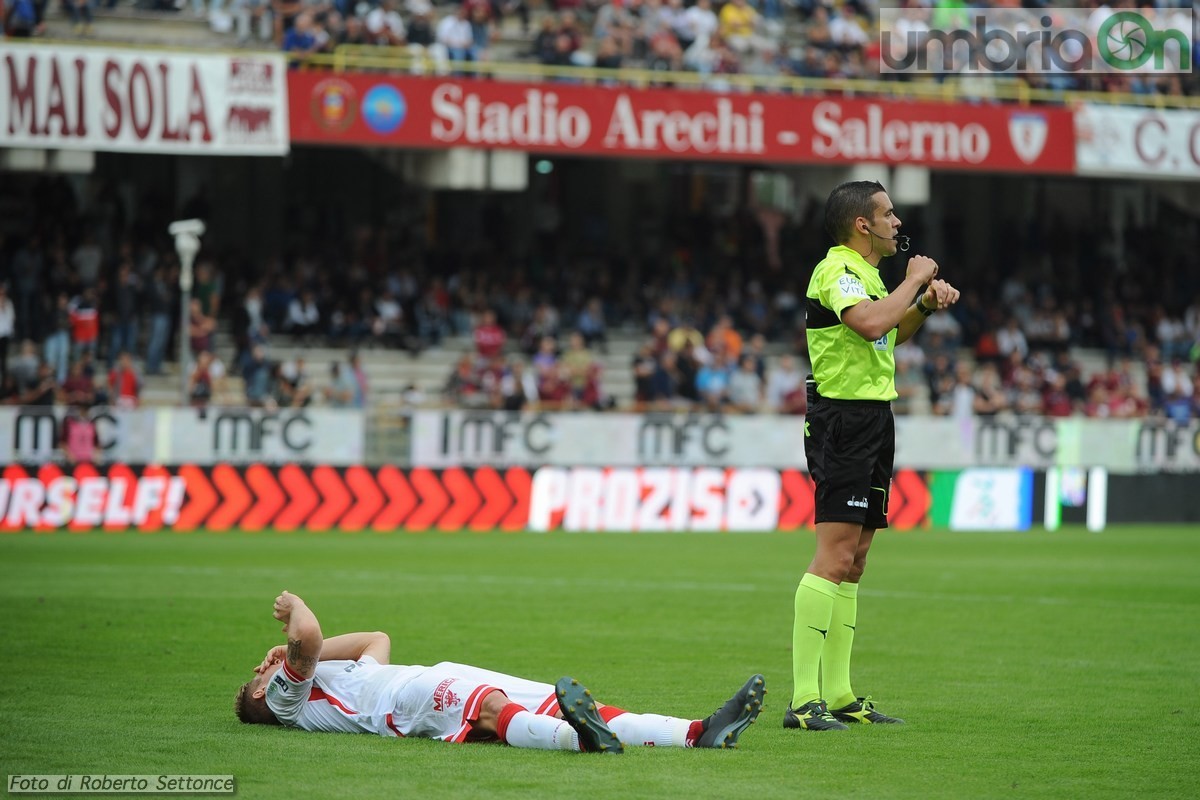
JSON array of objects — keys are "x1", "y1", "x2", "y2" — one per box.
[
  {"x1": 873, "y1": 333, "x2": 889, "y2": 350},
  {"x1": 837, "y1": 274, "x2": 868, "y2": 298},
  {"x1": 432, "y1": 678, "x2": 462, "y2": 712}
]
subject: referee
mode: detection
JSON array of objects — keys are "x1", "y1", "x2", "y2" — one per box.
[{"x1": 785, "y1": 180, "x2": 960, "y2": 731}]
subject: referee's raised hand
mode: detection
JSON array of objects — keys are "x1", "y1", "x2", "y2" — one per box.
[
  {"x1": 924, "y1": 279, "x2": 961, "y2": 311},
  {"x1": 905, "y1": 255, "x2": 938, "y2": 284}
]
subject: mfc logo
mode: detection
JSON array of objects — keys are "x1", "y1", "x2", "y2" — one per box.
[
  {"x1": 438, "y1": 412, "x2": 553, "y2": 457},
  {"x1": 14, "y1": 409, "x2": 118, "y2": 457},
  {"x1": 212, "y1": 411, "x2": 313, "y2": 454},
  {"x1": 1135, "y1": 423, "x2": 1200, "y2": 466},
  {"x1": 638, "y1": 415, "x2": 730, "y2": 460},
  {"x1": 974, "y1": 418, "x2": 1057, "y2": 462}
]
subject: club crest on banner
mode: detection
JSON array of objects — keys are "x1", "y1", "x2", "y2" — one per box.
[{"x1": 1008, "y1": 113, "x2": 1048, "y2": 164}]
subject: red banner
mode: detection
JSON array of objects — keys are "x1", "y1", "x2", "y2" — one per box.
[
  {"x1": 288, "y1": 72, "x2": 1074, "y2": 173},
  {"x1": 0, "y1": 464, "x2": 931, "y2": 532}
]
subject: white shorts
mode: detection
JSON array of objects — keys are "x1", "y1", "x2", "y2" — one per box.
[{"x1": 393, "y1": 662, "x2": 559, "y2": 743}]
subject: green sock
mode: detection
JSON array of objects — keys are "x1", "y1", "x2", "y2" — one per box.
[
  {"x1": 791, "y1": 573, "x2": 839, "y2": 708},
  {"x1": 822, "y1": 581, "x2": 859, "y2": 710}
]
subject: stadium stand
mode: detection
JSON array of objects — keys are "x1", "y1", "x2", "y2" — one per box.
[{"x1": 2, "y1": 2, "x2": 1199, "y2": 421}]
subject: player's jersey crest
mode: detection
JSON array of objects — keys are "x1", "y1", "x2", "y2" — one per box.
[{"x1": 432, "y1": 678, "x2": 462, "y2": 712}]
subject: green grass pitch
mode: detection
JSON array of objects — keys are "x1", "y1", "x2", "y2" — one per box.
[{"x1": 2, "y1": 526, "x2": 1198, "y2": 800}]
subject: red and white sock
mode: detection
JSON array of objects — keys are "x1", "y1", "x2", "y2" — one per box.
[
  {"x1": 496, "y1": 703, "x2": 579, "y2": 751},
  {"x1": 601, "y1": 706, "x2": 696, "y2": 748}
]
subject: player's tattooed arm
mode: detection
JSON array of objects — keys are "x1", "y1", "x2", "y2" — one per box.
[
  {"x1": 287, "y1": 638, "x2": 318, "y2": 676},
  {"x1": 272, "y1": 591, "x2": 323, "y2": 679}
]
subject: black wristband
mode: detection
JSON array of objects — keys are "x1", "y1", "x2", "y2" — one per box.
[{"x1": 915, "y1": 298, "x2": 935, "y2": 317}]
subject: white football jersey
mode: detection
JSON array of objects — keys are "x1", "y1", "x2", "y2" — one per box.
[{"x1": 267, "y1": 656, "x2": 426, "y2": 736}]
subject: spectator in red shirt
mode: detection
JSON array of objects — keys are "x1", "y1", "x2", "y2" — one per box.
[
  {"x1": 474, "y1": 309, "x2": 506, "y2": 361},
  {"x1": 107, "y1": 351, "x2": 142, "y2": 409},
  {"x1": 68, "y1": 287, "x2": 100, "y2": 362}
]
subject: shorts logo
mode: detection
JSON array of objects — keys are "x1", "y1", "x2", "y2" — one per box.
[
  {"x1": 847, "y1": 496, "x2": 869, "y2": 509},
  {"x1": 432, "y1": 679, "x2": 462, "y2": 712}
]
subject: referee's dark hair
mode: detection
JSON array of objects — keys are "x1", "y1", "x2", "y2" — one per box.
[{"x1": 825, "y1": 180, "x2": 887, "y2": 244}]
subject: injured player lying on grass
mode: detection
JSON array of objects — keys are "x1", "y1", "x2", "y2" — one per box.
[{"x1": 234, "y1": 591, "x2": 764, "y2": 753}]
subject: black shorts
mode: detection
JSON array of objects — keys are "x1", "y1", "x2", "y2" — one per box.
[{"x1": 803, "y1": 382, "x2": 895, "y2": 530}]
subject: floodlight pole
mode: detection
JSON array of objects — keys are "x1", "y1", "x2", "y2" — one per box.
[{"x1": 169, "y1": 219, "x2": 205, "y2": 407}]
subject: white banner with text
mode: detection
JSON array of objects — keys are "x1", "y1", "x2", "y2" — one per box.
[
  {"x1": 0, "y1": 407, "x2": 364, "y2": 465},
  {"x1": 1, "y1": 44, "x2": 288, "y2": 155},
  {"x1": 411, "y1": 411, "x2": 1200, "y2": 473},
  {"x1": 1075, "y1": 104, "x2": 1200, "y2": 180}
]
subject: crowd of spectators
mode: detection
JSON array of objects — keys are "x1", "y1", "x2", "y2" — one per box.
[
  {"x1": 3, "y1": 172, "x2": 1200, "y2": 421},
  {"x1": 6, "y1": 0, "x2": 1196, "y2": 97},
  {"x1": 0, "y1": 175, "x2": 376, "y2": 413}
]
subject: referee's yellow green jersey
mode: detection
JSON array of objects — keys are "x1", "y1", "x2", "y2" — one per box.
[{"x1": 805, "y1": 245, "x2": 897, "y2": 402}]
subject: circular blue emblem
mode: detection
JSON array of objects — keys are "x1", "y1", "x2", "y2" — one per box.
[{"x1": 361, "y1": 85, "x2": 406, "y2": 135}]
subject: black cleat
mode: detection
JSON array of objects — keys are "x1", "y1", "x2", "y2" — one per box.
[
  {"x1": 696, "y1": 674, "x2": 765, "y2": 748},
  {"x1": 829, "y1": 696, "x2": 905, "y2": 725},
  {"x1": 555, "y1": 677, "x2": 624, "y2": 754},
  {"x1": 782, "y1": 699, "x2": 849, "y2": 731}
]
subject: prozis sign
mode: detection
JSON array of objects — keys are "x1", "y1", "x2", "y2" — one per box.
[
  {"x1": 289, "y1": 73, "x2": 1075, "y2": 173},
  {"x1": 1, "y1": 44, "x2": 288, "y2": 154}
]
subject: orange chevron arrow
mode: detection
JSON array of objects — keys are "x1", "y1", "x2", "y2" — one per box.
[
  {"x1": 778, "y1": 470, "x2": 815, "y2": 531},
  {"x1": 373, "y1": 466, "x2": 416, "y2": 531},
  {"x1": 469, "y1": 467, "x2": 513, "y2": 531},
  {"x1": 341, "y1": 466, "x2": 384, "y2": 531},
  {"x1": 501, "y1": 468, "x2": 532, "y2": 531},
  {"x1": 406, "y1": 468, "x2": 449, "y2": 531},
  {"x1": 308, "y1": 466, "x2": 353, "y2": 531},
  {"x1": 438, "y1": 467, "x2": 482, "y2": 531},
  {"x1": 207, "y1": 464, "x2": 253, "y2": 531},
  {"x1": 242, "y1": 464, "x2": 287, "y2": 531},
  {"x1": 275, "y1": 465, "x2": 319, "y2": 531},
  {"x1": 891, "y1": 469, "x2": 930, "y2": 530},
  {"x1": 175, "y1": 465, "x2": 218, "y2": 532}
]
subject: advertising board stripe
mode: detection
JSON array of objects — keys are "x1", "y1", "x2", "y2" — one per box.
[
  {"x1": 406, "y1": 468, "x2": 449, "y2": 531},
  {"x1": 0, "y1": 465, "x2": 939, "y2": 531},
  {"x1": 207, "y1": 464, "x2": 253, "y2": 531},
  {"x1": 468, "y1": 467, "x2": 513, "y2": 531},
  {"x1": 501, "y1": 468, "x2": 532, "y2": 530},
  {"x1": 373, "y1": 466, "x2": 417, "y2": 531},
  {"x1": 341, "y1": 466, "x2": 385, "y2": 531},
  {"x1": 275, "y1": 464, "x2": 319, "y2": 531},
  {"x1": 438, "y1": 467, "x2": 482, "y2": 531},
  {"x1": 174, "y1": 465, "x2": 217, "y2": 531},
  {"x1": 241, "y1": 464, "x2": 287, "y2": 531},
  {"x1": 308, "y1": 466, "x2": 353, "y2": 531}
]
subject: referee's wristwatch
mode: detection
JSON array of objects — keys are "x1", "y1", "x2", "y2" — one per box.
[{"x1": 915, "y1": 297, "x2": 936, "y2": 317}]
